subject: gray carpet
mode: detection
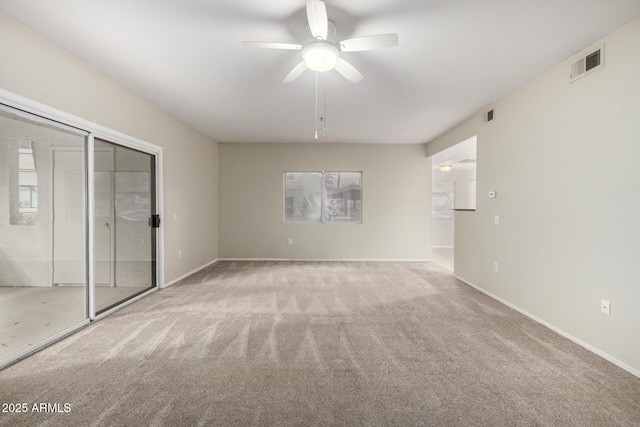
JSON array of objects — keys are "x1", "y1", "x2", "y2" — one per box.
[
  {"x1": 1, "y1": 261, "x2": 639, "y2": 426},
  {"x1": 0, "y1": 285, "x2": 152, "y2": 360}
]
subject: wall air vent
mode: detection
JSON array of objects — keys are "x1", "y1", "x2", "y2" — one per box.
[
  {"x1": 570, "y1": 44, "x2": 604, "y2": 83},
  {"x1": 585, "y1": 50, "x2": 601, "y2": 71},
  {"x1": 482, "y1": 108, "x2": 495, "y2": 125},
  {"x1": 458, "y1": 159, "x2": 476, "y2": 164}
]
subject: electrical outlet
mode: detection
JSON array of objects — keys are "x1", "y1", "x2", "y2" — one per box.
[
  {"x1": 288, "y1": 238, "x2": 293, "y2": 245},
  {"x1": 601, "y1": 299, "x2": 610, "y2": 316},
  {"x1": 494, "y1": 215, "x2": 500, "y2": 225},
  {"x1": 178, "y1": 249, "x2": 182, "y2": 258},
  {"x1": 493, "y1": 262, "x2": 499, "y2": 272}
]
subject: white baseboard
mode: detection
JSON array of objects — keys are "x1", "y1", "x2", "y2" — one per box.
[
  {"x1": 162, "y1": 259, "x2": 219, "y2": 288},
  {"x1": 454, "y1": 274, "x2": 640, "y2": 379},
  {"x1": 218, "y1": 258, "x2": 431, "y2": 262},
  {"x1": 163, "y1": 258, "x2": 433, "y2": 289}
]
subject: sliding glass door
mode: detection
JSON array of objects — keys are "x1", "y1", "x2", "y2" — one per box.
[
  {"x1": 0, "y1": 106, "x2": 89, "y2": 363},
  {"x1": 1, "y1": 100, "x2": 161, "y2": 367},
  {"x1": 94, "y1": 139, "x2": 157, "y2": 314}
]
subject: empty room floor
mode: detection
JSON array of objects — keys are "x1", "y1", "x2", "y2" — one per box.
[
  {"x1": 0, "y1": 286, "x2": 150, "y2": 361},
  {"x1": 1, "y1": 261, "x2": 639, "y2": 426}
]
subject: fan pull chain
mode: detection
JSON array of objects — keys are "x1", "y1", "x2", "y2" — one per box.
[
  {"x1": 321, "y1": 75, "x2": 327, "y2": 137},
  {"x1": 314, "y1": 72, "x2": 327, "y2": 140}
]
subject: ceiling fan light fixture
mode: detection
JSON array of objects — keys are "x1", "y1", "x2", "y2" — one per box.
[
  {"x1": 243, "y1": 0, "x2": 398, "y2": 84},
  {"x1": 302, "y1": 43, "x2": 338, "y2": 72}
]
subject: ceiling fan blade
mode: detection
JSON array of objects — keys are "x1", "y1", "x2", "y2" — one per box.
[
  {"x1": 334, "y1": 58, "x2": 363, "y2": 83},
  {"x1": 306, "y1": 0, "x2": 328, "y2": 40},
  {"x1": 339, "y1": 34, "x2": 399, "y2": 52},
  {"x1": 283, "y1": 61, "x2": 308, "y2": 83},
  {"x1": 242, "y1": 41, "x2": 302, "y2": 50}
]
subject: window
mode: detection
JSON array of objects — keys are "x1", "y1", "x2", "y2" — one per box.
[
  {"x1": 10, "y1": 144, "x2": 39, "y2": 225},
  {"x1": 19, "y1": 185, "x2": 38, "y2": 210},
  {"x1": 283, "y1": 172, "x2": 322, "y2": 222},
  {"x1": 284, "y1": 172, "x2": 362, "y2": 223},
  {"x1": 432, "y1": 181, "x2": 455, "y2": 219},
  {"x1": 322, "y1": 172, "x2": 362, "y2": 223},
  {"x1": 19, "y1": 147, "x2": 38, "y2": 213}
]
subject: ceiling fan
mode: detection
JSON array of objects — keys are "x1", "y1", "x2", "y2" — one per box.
[{"x1": 242, "y1": 0, "x2": 398, "y2": 83}]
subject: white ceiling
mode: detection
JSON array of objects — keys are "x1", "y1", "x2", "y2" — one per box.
[{"x1": 2, "y1": 1, "x2": 640, "y2": 144}]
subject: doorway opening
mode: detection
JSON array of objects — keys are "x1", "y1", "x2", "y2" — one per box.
[{"x1": 430, "y1": 136, "x2": 477, "y2": 272}]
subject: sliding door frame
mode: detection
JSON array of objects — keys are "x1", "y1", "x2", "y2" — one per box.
[{"x1": 0, "y1": 88, "x2": 164, "y2": 364}]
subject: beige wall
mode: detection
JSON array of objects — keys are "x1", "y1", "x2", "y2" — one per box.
[
  {"x1": 426, "y1": 17, "x2": 640, "y2": 375},
  {"x1": 0, "y1": 12, "x2": 219, "y2": 284},
  {"x1": 219, "y1": 143, "x2": 430, "y2": 260}
]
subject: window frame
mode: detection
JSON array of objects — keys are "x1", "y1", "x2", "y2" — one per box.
[{"x1": 283, "y1": 171, "x2": 363, "y2": 224}]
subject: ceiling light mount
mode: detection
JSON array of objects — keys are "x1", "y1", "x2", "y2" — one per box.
[{"x1": 439, "y1": 164, "x2": 452, "y2": 172}]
